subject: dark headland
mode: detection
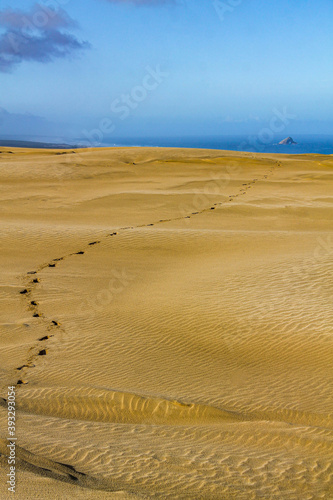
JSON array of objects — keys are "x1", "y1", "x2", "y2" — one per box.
[{"x1": 0, "y1": 139, "x2": 80, "y2": 149}]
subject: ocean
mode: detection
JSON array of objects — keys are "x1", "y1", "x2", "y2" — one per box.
[
  {"x1": 103, "y1": 134, "x2": 333, "y2": 155},
  {"x1": 1, "y1": 134, "x2": 333, "y2": 155}
]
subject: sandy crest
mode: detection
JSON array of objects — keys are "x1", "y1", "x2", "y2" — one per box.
[{"x1": 0, "y1": 147, "x2": 332, "y2": 499}]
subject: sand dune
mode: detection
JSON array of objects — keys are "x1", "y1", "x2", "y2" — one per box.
[{"x1": 0, "y1": 147, "x2": 332, "y2": 498}]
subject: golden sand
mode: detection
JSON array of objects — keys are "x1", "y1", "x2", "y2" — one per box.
[{"x1": 0, "y1": 147, "x2": 332, "y2": 499}]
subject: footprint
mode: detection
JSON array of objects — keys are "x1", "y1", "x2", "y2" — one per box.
[
  {"x1": 27, "y1": 271, "x2": 37, "y2": 275},
  {"x1": 33, "y1": 313, "x2": 41, "y2": 318},
  {"x1": 16, "y1": 365, "x2": 29, "y2": 371},
  {"x1": 39, "y1": 335, "x2": 52, "y2": 341},
  {"x1": 38, "y1": 349, "x2": 47, "y2": 356},
  {"x1": 30, "y1": 300, "x2": 38, "y2": 306},
  {"x1": 210, "y1": 207, "x2": 215, "y2": 210},
  {"x1": 16, "y1": 380, "x2": 27, "y2": 385},
  {"x1": 51, "y1": 320, "x2": 60, "y2": 326},
  {"x1": 110, "y1": 232, "x2": 118, "y2": 236},
  {"x1": 88, "y1": 241, "x2": 100, "y2": 246},
  {"x1": 32, "y1": 278, "x2": 40, "y2": 284},
  {"x1": 75, "y1": 251, "x2": 85, "y2": 255},
  {"x1": 48, "y1": 263, "x2": 56, "y2": 268},
  {"x1": 147, "y1": 224, "x2": 154, "y2": 226},
  {"x1": 20, "y1": 289, "x2": 29, "y2": 295}
]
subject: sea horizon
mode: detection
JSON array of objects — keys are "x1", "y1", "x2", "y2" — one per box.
[{"x1": 1, "y1": 133, "x2": 333, "y2": 155}]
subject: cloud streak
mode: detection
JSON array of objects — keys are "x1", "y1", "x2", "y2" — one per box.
[{"x1": 0, "y1": 3, "x2": 89, "y2": 72}]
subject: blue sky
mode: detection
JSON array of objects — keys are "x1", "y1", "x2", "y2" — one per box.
[{"x1": 0, "y1": 0, "x2": 333, "y2": 141}]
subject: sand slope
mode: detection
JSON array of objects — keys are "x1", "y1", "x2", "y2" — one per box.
[{"x1": 0, "y1": 147, "x2": 332, "y2": 499}]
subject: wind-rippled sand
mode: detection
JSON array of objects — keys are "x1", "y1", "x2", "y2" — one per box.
[{"x1": 0, "y1": 147, "x2": 332, "y2": 499}]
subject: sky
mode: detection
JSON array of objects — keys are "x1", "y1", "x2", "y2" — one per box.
[{"x1": 0, "y1": 0, "x2": 333, "y2": 142}]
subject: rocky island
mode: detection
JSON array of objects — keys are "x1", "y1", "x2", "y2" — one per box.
[{"x1": 279, "y1": 136, "x2": 297, "y2": 145}]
